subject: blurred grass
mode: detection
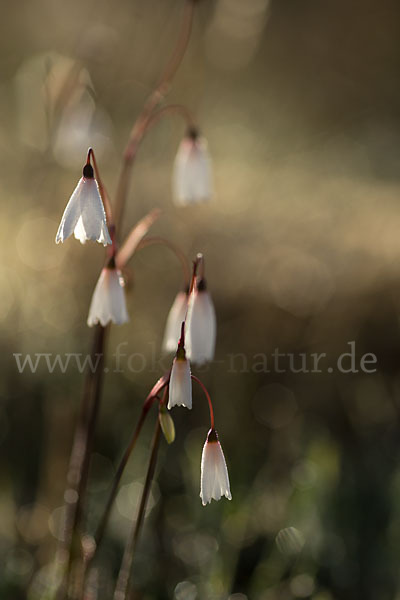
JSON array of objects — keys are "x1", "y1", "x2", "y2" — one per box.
[{"x1": 2, "y1": 0, "x2": 400, "y2": 598}]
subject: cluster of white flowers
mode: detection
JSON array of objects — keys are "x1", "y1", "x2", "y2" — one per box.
[
  {"x1": 165, "y1": 262, "x2": 231, "y2": 506},
  {"x1": 55, "y1": 145, "x2": 230, "y2": 506}
]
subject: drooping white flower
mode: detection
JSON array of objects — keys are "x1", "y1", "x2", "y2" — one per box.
[
  {"x1": 162, "y1": 290, "x2": 188, "y2": 353},
  {"x1": 186, "y1": 279, "x2": 216, "y2": 365},
  {"x1": 55, "y1": 163, "x2": 111, "y2": 245},
  {"x1": 172, "y1": 129, "x2": 213, "y2": 206},
  {"x1": 87, "y1": 264, "x2": 129, "y2": 327},
  {"x1": 200, "y1": 429, "x2": 232, "y2": 506},
  {"x1": 168, "y1": 355, "x2": 192, "y2": 410}
]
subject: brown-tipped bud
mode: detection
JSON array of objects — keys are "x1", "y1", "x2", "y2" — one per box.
[
  {"x1": 187, "y1": 126, "x2": 199, "y2": 140},
  {"x1": 200, "y1": 428, "x2": 231, "y2": 506},
  {"x1": 83, "y1": 163, "x2": 94, "y2": 179}
]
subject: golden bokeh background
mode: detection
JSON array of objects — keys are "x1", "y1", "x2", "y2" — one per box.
[{"x1": 2, "y1": 0, "x2": 400, "y2": 598}]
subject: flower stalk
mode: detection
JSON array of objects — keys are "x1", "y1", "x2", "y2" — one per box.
[
  {"x1": 113, "y1": 413, "x2": 163, "y2": 600},
  {"x1": 113, "y1": 0, "x2": 196, "y2": 233}
]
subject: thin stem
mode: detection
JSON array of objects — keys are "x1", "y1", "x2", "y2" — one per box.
[
  {"x1": 56, "y1": 325, "x2": 107, "y2": 600},
  {"x1": 191, "y1": 375, "x2": 215, "y2": 429},
  {"x1": 113, "y1": 417, "x2": 162, "y2": 600},
  {"x1": 88, "y1": 374, "x2": 170, "y2": 562},
  {"x1": 188, "y1": 253, "x2": 203, "y2": 295},
  {"x1": 145, "y1": 103, "x2": 195, "y2": 132},
  {"x1": 156, "y1": 1, "x2": 195, "y2": 87},
  {"x1": 113, "y1": 0, "x2": 196, "y2": 234},
  {"x1": 136, "y1": 236, "x2": 190, "y2": 286}
]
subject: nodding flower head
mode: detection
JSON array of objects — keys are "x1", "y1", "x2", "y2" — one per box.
[
  {"x1": 55, "y1": 161, "x2": 111, "y2": 246},
  {"x1": 172, "y1": 128, "x2": 213, "y2": 206},
  {"x1": 168, "y1": 324, "x2": 192, "y2": 410},
  {"x1": 200, "y1": 428, "x2": 232, "y2": 506},
  {"x1": 87, "y1": 259, "x2": 129, "y2": 327},
  {"x1": 186, "y1": 277, "x2": 216, "y2": 366},
  {"x1": 162, "y1": 290, "x2": 188, "y2": 353}
]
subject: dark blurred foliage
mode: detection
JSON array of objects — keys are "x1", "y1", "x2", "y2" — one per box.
[{"x1": 2, "y1": 0, "x2": 400, "y2": 598}]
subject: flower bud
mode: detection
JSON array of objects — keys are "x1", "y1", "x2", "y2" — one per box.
[
  {"x1": 162, "y1": 291, "x2": 188, "y2": 353},
  {"x1": 172, "y1": 129, "x2": 213, "y2": 206},
  {"x1": 159, "y1": 405, "x2": 175, "y2": 444},
  {"x1": 87, "y1": 263, "x2": 129, "y2": 327},
  {"x1": 167, "y1": 352, "x2": 192, "y2": 410},
  {"x1": 200, "y1": 429, "x2": 231, "y2": 506},
  {"x1": 186, "y1": 279, "x2": 216, "y2": 365}
]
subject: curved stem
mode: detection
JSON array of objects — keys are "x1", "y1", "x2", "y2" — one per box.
[
  {"x1": 156, "y1": 1, "x2": 195, "y2": 89},
  {"x1": 145, "y1": 103, "x2": 195, "y2": 132},
  {"x1": 113, "y1": 0, "x2": 196, "y2": 234},
  {"x1": 191, "y1": 375, "x2": 215, "y2": 429},
  {"x1": 136, "y1": 236, "x2": 190, "y2": 286},
  {"x1": 89, "y1": 373, "x2": 170, "y2": 560},
  {"x1": 113, "y1": 413, "x2": 163, "y2": 600}
]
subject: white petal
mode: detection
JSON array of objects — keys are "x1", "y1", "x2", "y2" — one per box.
[
  {"x1": 77, "y1": 179, "x2": 112, "y2": 245},
  {"x1": 55, "y1": 178, "x2": 83, "y2": 243},
  {"x1": 168, "y1": 358, "x2": 192, "y2": 410},
  {"x1": 162, "y1": 291, "x2": 188, "y2": 353},
  {"x1": 186, "y1": 290, "x2": 216, "y2": 365},
  {"x1": 87, "y1": 268, "x2": 129, "y2": 327},
  {"x1": 172, "y1": 138, "x2": 213, "y2": 207},
  {"x1": 200, "y1": 435, "x2": 231, "y2": 506},
  {"x1": 73, "y1": 216, "x2": 87, "y2": 244},
  {"x1": 56, "y1": 177, "x2": 112, "y2": 245}
]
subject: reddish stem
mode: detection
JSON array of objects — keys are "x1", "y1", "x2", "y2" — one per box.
[
  {"x1": 191, "y1": 375, "x2": 215, "y2": 430},
  {"x1": 136, "y1": 236, "x2": 190, "y2": 287}
]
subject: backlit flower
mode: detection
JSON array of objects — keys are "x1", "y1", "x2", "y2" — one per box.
[
  {"x1": 200, "y1": 429, "x2": 231, "y2": 506},
  {"x1": 172, "y1": 128, "x2": 213, "y2": 206},
  {"x1": 168, "y1": 352, "x2": 192, "y2": 410},
  {"x1": 55, "y1": 163, "x2": 111, "y2": 245},
  {"x1": 162, "y1": 290, "x2": 188, "y2": 353},
  {"x1": 186, "y1": 279, "x2": 216, "y2": 365},
  {"x1": 87, "y1": 263, "x2": 129, "y2": 327}
]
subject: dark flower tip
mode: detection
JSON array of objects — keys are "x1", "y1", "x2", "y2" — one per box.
[
  {"x1": 106, "y1": 255, "x2": 116, "y2": 270},
  {"x1": 187, "y1": 126, "x2": 199, "y2": 141},
  {"x1": 197, "y1": 278, "x2": 207, "y2": 292},
  {"x1": 207, "y1": 428, "x2": 218, "y2": 443},
  {"x1": 83, "y1": 164, "x2": 94, "y2": 179}
]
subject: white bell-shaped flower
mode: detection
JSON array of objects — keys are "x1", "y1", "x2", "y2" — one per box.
[
  {"x1": 186, "y1": 280, "x2": 216, "y2": 365},
  {"x1": 162, "y1": 291, "x2": 188, "y2": 353},
  {"x1": 172, "y1": 129, "x2": 213, "y2": 206},
  {"x1": 56, "y1": 163, "x2": 111, "y2": 245},
  {"x1": 200, "y1": 429, "x2": 231, "y2": 506},
  {"x1": 168, "y1": 354, "x2": 192, "y2": 410},
  {"x1": 87, "y1": 264, "x2": 129, "y2": 327}
]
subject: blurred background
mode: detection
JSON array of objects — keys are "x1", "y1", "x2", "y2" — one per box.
[{"x1": 2, "y1": 0, "x2": 400, "y2": 598}]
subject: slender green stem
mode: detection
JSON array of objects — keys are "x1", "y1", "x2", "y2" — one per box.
[{"x1": 113, "y1": 417, "x2": 162, "y2": 600}]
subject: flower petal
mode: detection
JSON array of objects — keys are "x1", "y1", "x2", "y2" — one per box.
[
  {"x1": 87, "y1": 268, "x2": 129, "y2": 327},
  {"x1": 186, "y1": 289, "x2": 216, "y2": 365},
  {"x1": 168, "y1": 358, "x2": 192, "y2": 409}
]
